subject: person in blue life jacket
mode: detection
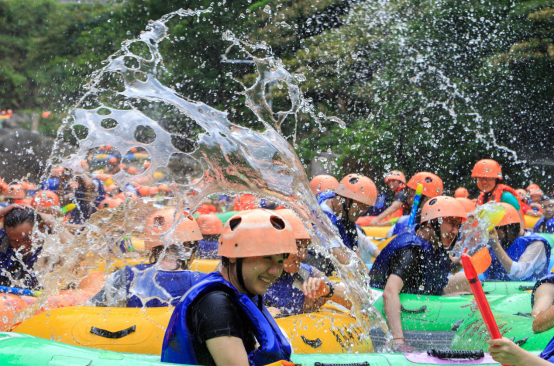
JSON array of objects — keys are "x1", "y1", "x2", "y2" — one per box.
[
  {"x1": 89, "y1": 208, "x2": 204, "y2": 308},
  {"x1": 534, "y1": 197, "x2": 554, "y2": 234},
  {"x1": 263, "y1": 209, "x2": 351, "y2": 317},
  {"x1": 369, "y1": 196, "x2": 469, "y2": 352},
  {"x1": 318, "y1": 173, "x2": 380, "y2": 265},
  {"x1": 161, "y1": 209, "x2": 297, "y2": 366},
  {"x1": 369, "y1": 170, "x2": 407, "y2": 226},
  {"x1": 390, "y1": 172, "x2": 444, "y2": 236},
  {"x1": 531, "y1": 273, "x2": 554, "y2": 333},
  {"x1": 480, "y1": 202, "x2": 551, "y2": 282},
  {"x1": 195, "y1": 214, "x2": 222, "y2": 259},
  {"x1": 0, "y1": 205, "x2": 74, "y2": 290}
]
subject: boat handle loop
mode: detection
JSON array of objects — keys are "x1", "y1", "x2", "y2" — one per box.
[
  {"x1": 428, "y1": 349, "x2": 484, "y2": 360},
  {"x1": 90, "y1": 325, "x2": 136, "y2": 339},
  {"x1": 401, "y1": 304, "x2": 427, "y2": 313}
]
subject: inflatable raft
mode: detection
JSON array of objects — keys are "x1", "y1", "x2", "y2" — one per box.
[
  {"x1": 451, "y1": 292, "x2": 551, "y2": 352},
  {"x1": 370, "y1": 289, "x2": 531, "y2": 351},
  {"x1": 0, "y1": 271, "x2": 106, "y2": 331},
  {"x1": 11, "y1": 304, "x2": 372, "y2": 355},
  {"x1": 0, "y1": 332, "x2": 505, "y2": 366}
]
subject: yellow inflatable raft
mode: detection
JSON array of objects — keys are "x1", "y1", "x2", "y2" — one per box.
[
  {"x1": 524, "y1": 214, "x2": 540, "y2": 229},
  {"x1": 12, "y1": 304, "x2": 372, "y2": 355}
]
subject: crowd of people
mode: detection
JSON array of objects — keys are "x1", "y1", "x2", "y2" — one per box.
[{"x1": 0, "y1": 156, "x2": 554, "y2": 365}]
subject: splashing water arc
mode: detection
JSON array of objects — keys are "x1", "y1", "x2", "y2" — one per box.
[{"x1": 31, "y1": 8, "x2": 388, "y2": 347}]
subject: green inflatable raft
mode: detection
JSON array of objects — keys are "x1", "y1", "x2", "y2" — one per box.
[
  {"x1": 370, "y1": 286, "x2": 532, "y2": 351},
  {"x1": 451, "y1": 292, "x2": 553, "y2": 352},
  {"x1": 0, "y1": 332, "x2": 505, "y2": 365}
]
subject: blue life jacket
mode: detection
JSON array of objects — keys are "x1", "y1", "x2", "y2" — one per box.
[
  {"x1": 370, "y1": 229, "x2": 450, "y2": 294},
  {"x1": 392, "y1": 215, "x2": 410, "y2": 236},
  {"x1": 535, "y1": 217, "x2": 554, "y2": 234},
  {"x1": 0, "y1": 230, "x2": 41, "y2": 289},
  {"x1": 161, "y1": 271, "x2": 292, "y2": 365},
  {"x1": 263, "y1": 263, "x2": 314, "y2": 316},
  {"x1": 125, "y1": 264, "x2": 206, "y2": 307},
  {"x1": 317, "y1": 192, "x2": 361, "y2": 250},
  {"x1": 366, "y1": 193, "x2": 388, "y2": 216},
  {"x1": 196, "y1": 239, "x2": 220, "y2": 259},
  {"x1": 532, "y1": 273, "x2": 554, "y2": 307},
  {"x1": 540, "y1": 335, "x2": 554, "y2": 363},
  {"x1": 483, "y1": 234, "x2": 551, "y2": 282}
]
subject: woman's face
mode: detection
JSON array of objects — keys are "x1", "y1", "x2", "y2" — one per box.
[
  {"x1": 476, "y1": 177, "x2": 496, "y2": 193},
  {"x1": 238, "y1": 254, "x2": 285, "y2": 295}
]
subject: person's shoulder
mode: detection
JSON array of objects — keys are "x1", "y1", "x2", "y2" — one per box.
[{"x1": 193, "y1": 285, "x2": 235, "y2": 308}]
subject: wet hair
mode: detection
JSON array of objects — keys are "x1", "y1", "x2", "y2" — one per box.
[
  {"x1": 541, "y1": 196, "x2": 554, "y2": 203},
  {"x1": 4, "y1": 208, "x2": 36, "y2": 229}
]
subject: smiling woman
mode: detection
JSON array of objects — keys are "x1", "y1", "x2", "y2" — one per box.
[{"x1": 161, "y1": 209, "x2": 298, "y2": 366}]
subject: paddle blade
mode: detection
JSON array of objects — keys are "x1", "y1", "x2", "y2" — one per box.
[{"x1": 470, "y1": 247, "x2": 492, "y2": 275}]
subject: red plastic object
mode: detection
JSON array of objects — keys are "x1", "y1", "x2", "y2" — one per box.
[{"x1": 461, "y1": 253, "x2": 507, "y2": 366}]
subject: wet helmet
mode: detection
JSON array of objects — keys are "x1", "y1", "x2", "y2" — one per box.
[
  {"x1": 384, "y1": 170, "x2": 406, "y2": 184},
  {"x1": 310, "y1": 175, "x2": 339, "y2": 195},
  {"x1": 31, "y1": 190, "x2": 60, "y2": 209},
  {"x1": 455, "y1": 197, "x2": 477, "y2": 215},
  {"x1": 527, "y1": 183, "x2": 540, "y2": 192},
  {"x1": 454, "y1": 187, "x2": 469, "y2": 199},
  {"x1": 144, "y1": 208, "x2": 203, "y2": 251},
  {"x1": 273, "y1": 209, "x2": 311, "y2": 240},
  {"x1": 529, "y1": 188, "x2": 543, "y2": 199},
  {"x1": 471, "y1": 159, "x2": 502, "y2": 180},
  {"x1": 98, "y1": 197, "x2": 123, "y2": 210},
  {"x1": 218, "y1": 209, "x2": 297, "y2": 258},
  {"x1": 5, "y1": 184, "x2": 26, "y2": 200},
  {"x1": 234, "y1": 194, "x2": 258, "y2": 211},
  {"x1": 496, "y1": 202, "x2": 520, "y2": 227},
  {"x1": 421, "y1": 196, "x2": 467, "y2": 224},
  {"x1": 407, "y1": 172, "x2": 443, "y2": 198},
  {"x1": 335, "y1": 174, "x2": 378, "y2": 206},
  {"x1": 137, "y1": 186, "x2": 151, "y2": 196},
  {"x1": 196, "y1": 214, "x2": 224, "y2": 236}
]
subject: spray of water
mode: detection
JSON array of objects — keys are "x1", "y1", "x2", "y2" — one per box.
[{"x1": 14, "y1": 7, "x2": 391, "y2": 350}]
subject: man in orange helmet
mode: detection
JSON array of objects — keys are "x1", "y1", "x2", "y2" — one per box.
[
  {"x1": 471, "y1": 159, "x2": 525, "y2": 233},
  {"x1": 162, "y1": 209, "x2": 296, "y2": 366},
  {"x1": 369, "y1": 197, "x2": 468, "y2": 352},
  {"x1": 90, "y1": 209, "x2": 204, "y2": 308},
  {"x1": 264, "y1": 209, "x2": 351, "y2": 316},
  {"x1": 369, "y1": 170, "x2": 407, "y2": 226},
  {"x1": 390, "y1": 172, "x2": 444, "y2": 236},
  {"x1": 317, "y1": 174, "x2": 380, "y2": 264},
  {"x1": 481, "y1": 203, "x2": 550, "y2": 282}
]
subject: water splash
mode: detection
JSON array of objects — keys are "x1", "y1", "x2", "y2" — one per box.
[{"x1": 17, "y1": 7, "x2": 389, "y2": 348}]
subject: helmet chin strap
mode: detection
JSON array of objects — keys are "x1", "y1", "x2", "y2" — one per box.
[{"x1": 235, "y1": 258, "x2": 255, "y2": 298}]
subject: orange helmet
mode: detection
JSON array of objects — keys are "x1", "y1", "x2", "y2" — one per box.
[
  {"x1": 455, "y1": 197, "x2": 476, "y2": 214},
  {"x1": 407, "y1": 172, "x2": 443, "y2": 198},
  {"x1": 310, "y1": 175, "x2": 339, "y2": 195},
  {"x1": 421, "y1": 196, "x2": 467, "y2": 224},
  {"x1": 471, "y1": 159, "x2": 502, "y2": 180},
  {"x1": 218, "y1": 209, "x2": 297, "y2": 258},
  {"x1": 527, "y1": 183, "x2": 540, "y2": 192},
  {"x1": 496, "y1": 203, "x2": 521, "y2": 227},
  {"x1": 51, "y1": 167, "x2": 65, "y2": 178},
  {"x1": 454, "y1": 187, "x2": 469, "y2": 198},
  {"x1": 80, "y1": 160, "x2": 90, "y2": 172},
  {"x1": 98, "y1": 197, "x2": 123, "y2": 210},
  {"x1": 109, "y1": 157, "x2": 118, "y2": 164},
  {"x1": 5, "y1": 184, "x2": 25, "y2": 199},
  {"x1": 150, "y1": 187, "x2": 160, "y2": 195},
  {"x1": 144, "y1": 208, "x2": 203, "y2": 251},
  {"x1": 20, "y1": 181, "x2": 29, "y2": 190},
  {"x1": 127, "y1": 167, "x2": 137, "y2": 174},
  {"x1": 157, "y1": 184, "x2": 170, "y2": 193},
  {"x1": 234, "y1": 194, "x2": 258, "y2": 211},
  {"x1": 384, "y1": 170, "x2": 406, "y2": 184},
  {"x1": 196, "y1": 214, "x2": 224, "y2": 235},
  {"x1": 137, "y1": 186, "x2": 151, "y2": 196},
  {"x1": 31, "y1": 190, "x2": 59, "y2": 208},
  {"x1": 272, "y1": 209, "x2": 310, "y2": 240},
  {"x1": 335, "y1": 174, "x2": 378, "y2": 206}
]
